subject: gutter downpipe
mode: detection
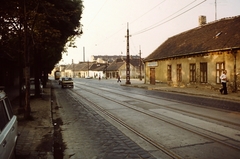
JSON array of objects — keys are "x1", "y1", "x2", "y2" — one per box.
[{"x1": 232, "y1": 49, "x2": 237, "y2": 92}]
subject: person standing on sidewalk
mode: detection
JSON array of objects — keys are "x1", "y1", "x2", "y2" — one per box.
[
  {"x1": 220, "y1": 70, "x2": 228, "y2": 95},
  {"x1": 117, "y1": 75, "x2": 121, "y2": 82}
]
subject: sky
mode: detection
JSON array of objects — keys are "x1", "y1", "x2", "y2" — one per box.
[{"x1": 59, "y1": 0, "x2": 240, "y2": 64}]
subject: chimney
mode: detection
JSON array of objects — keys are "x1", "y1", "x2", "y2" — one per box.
[{"x1": 199, "y1": 15, "x2": 206, "y2": 26}]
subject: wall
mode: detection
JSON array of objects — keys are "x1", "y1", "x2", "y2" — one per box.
[{"x1": 145, "y1": 50, "x2": 240, "y2": 90}]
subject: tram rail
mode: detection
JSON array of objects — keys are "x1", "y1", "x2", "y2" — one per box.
[
  {"x1": 74, "y1": 82, "x2": 240, "y2": 128},
  {"x1": 65, "y1": 84, "x2": 240, "y2": 158}
]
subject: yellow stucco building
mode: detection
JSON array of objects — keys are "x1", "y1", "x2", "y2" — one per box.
[{"x1": 144, "y1": 16, "x2": 240, "y2": 92}]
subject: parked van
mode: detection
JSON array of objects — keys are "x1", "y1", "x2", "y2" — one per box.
[{"x1": 0, "y1": 89, "x2": 18, "y2": 159}]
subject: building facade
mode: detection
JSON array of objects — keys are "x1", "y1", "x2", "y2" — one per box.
[{"x1": 144, "y1": 16, "x2": 240, "y2": 92}]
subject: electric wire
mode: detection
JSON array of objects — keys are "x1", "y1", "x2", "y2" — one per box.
[
  {"x1": 130, "y1": 0, "x2": 167, "y2": 24},
  {"x1": 130, "y1": 37, "x2": 138, "y2": 55},
  {"x1": 98, "y1": 0, "x2": 206, "y2": 46},
  {"x1": 90, "y1": 0, "x2": 206, "y2": 55},
  {"x1": 132, "y1": 0, "x2": 197, "y2": 34},
  {"x1": 95, "y1": 0, "x2": 167, "y2": 46},
  {"x1": 85, "y1": 0, "x2": 108, "y2": 29},
  {"x1": 132, "y1": 0, "x2": 206, "y2": 36}
]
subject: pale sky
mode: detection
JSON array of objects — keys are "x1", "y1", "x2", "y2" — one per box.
[{"x1": 60, "y1": 0, "x2": 240, "y2": 64}]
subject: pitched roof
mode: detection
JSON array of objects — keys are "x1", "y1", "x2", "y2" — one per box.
[
  {"x1": 91, "y1": 55, "x2": 140, "y2": 62},
  {"x1": 129, "y1": 58, "x2": 143, "y2": 67},
  {"x1": 107, "y1": 58, "x2": 143, "y2": 71},
  {"x1": 90, "y1": 63, "x2": 106, "y2": 71},
  {"x1": 144, "y1": 16, "x2": 240, "y2": 62},
  {"x1": 107, "y1": 58, "x2": 124, "y2": 71}
]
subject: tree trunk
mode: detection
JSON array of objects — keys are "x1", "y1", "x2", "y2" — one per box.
[{"x1": 23, "y1": 0, "x2": 31, "y2": 119}]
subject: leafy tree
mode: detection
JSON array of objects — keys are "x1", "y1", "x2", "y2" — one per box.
[{"x1": 0, "y1": 0, "x2": 83, "y2": 119}]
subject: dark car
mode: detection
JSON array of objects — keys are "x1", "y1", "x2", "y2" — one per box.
[{"x1": 22, "y1": 78, "x2": 43, "y2": 96}]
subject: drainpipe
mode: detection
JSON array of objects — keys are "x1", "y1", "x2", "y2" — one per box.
[{"x1": 232, "y1": 49, "x2": 237, "y2": 92}]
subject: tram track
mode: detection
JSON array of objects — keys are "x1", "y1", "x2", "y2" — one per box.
[
  {"x1": 68, "y1": 88, "x2": 183, "y2": 159},
  {"x1": 75, "y1": 82, "x2": 240, "y2": 128},
  {"x1": 66, "y1": 84, "x2": 240, "y2": 158}
]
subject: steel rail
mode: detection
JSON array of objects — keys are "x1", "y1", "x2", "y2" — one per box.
[
  {"x1": 69, "y1": 89, "x2": 183, "y2": 159},
  {"x1": 71, "y1": 85, "x2": 240, "y2": 151},
  {"x1": 75, "y1": 83, "x2": 240, "y2": 128}
]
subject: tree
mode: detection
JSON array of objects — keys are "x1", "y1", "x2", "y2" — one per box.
[{"x1": 0, "y1": 0, "x2": 83, "y2": 119}]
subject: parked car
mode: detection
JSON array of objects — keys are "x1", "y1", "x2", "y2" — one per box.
[
  {"x1": 22, "y1": 78, "x2": 43, "y2": 96},
  {"x1": 61, "y1": 77, "x2": 74, "y2": 88},
  {"x1": 0, "y1": 89, "x2": 18, "y2": 159}
]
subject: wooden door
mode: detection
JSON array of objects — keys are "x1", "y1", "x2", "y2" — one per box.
[{"x1": 150, "y1": 68, "x2": 155, "y2": 85}]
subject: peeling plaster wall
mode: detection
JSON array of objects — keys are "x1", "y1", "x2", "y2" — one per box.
[{"x1": 145, "y1": 50, "x2": 240, "y2": 90}]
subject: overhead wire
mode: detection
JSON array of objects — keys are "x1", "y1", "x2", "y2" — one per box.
[
  {"x1": 93, "y1": 0, "x2": 206, "y2": 52},
  {"x1": 130, "y1": 0, "x2": 167, "y2": 24},
  {"x1": 84, "y1": 0, "x2": 108, "y2": 29},
  {"x1": 96, "y1": 0, "x2": 167, "y2": 46},
  {"x1": 132, "y1": 0, "x2": 206, "y2": 36},
  {"x1": 130, "y1": 37, "x2": 138, "y2": 55},
  {"x1": 132, "y1": 0, "x2": 197, "y2": 35}
]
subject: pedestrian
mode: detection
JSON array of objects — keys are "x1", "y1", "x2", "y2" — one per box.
[
  {"x1": 117, "y1": 76, "x2": 121, "y2": 82},
  {"x1": 99, "y1": 76, "x2": 101, "y2": 80},
  {"x1": 220, "y1": 70, "x2": 228, "y2": 95}
]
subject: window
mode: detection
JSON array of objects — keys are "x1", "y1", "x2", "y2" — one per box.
[
  {"x1": 200, "y1": 62, "x2": 207, "y2": 83},
  {"x1": 4, "y1": 98, "x2": 13, "y2": 118},
  {"x1": 167, "y1": 65, "x2": 172, "y2": 81},
  {"x1": 177, "y1": 64, "x2": 182, "y2": 82},
  {"x1": 0, "y1": 101, "x2": 9, "y2": 131},
  {"x1": 216, "y1": 62, "x2": 225, "y2": 83},
  {"x1": 189, "y1": 63, "x2": 196, "y2": 82}
]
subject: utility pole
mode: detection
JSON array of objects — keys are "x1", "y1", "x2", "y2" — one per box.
[
  {"x1": 215, "y1": 0, "x2": 217, "y2": 20},
  {"x1": 139, "y1": 46, "x2": 142, "y2": 81},
  {"x1": 105, "y1": 60, "x2": 108, "y2": 79},
  {"x1": 72, "y1": 59, "x2": 74, "y2": 78},
  {"x1": 88, "y1": 60, "x2": 89, "y2": 77},
  {"x1": 83, "y1": 47, "x2": 85, "y2": 62},
  {"x1": 125, "y1": 23, "x2": 131, "y2": 84}
]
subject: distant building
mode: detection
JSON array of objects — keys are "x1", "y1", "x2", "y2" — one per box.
[
  {"x1": 52, "y1": 55, "x2": 144, "y2": 80},
  {"x1": 90, "y1": 55, "x2": 140, "y2": 63},
  {"x1": 107, "y1": 58, "x2": 144, "y2": 79}
]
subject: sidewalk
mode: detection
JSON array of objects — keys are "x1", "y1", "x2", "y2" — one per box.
[
  {"x1": 11, "y1": 82, "x2": 53, "y2": 159},
  {"x1": 122, "y1": 79, "x2": 240, "y2": 102}
]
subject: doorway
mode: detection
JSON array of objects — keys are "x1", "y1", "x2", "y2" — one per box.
[{"x1": 150, "y1": 68, "x2": 155, "y2": 85}]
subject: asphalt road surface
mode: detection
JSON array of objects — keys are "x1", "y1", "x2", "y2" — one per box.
[{"x1": 52, "y1": 78, "x2": 240, "y2": 159}]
